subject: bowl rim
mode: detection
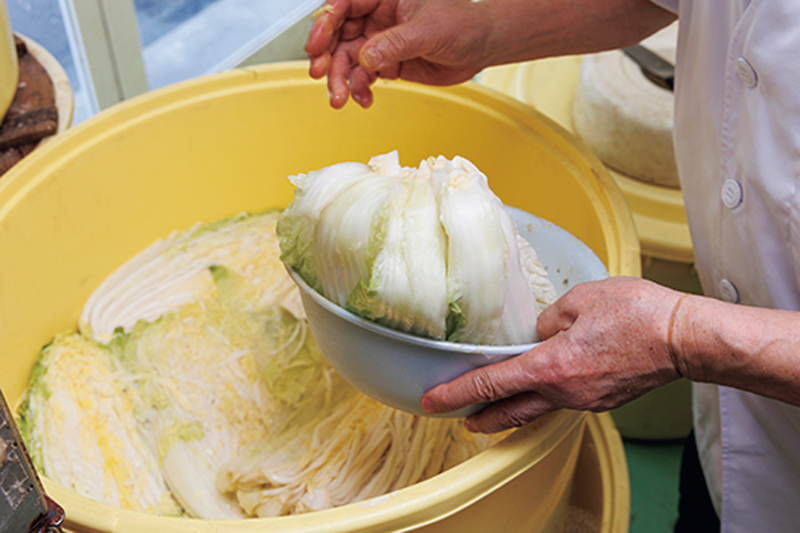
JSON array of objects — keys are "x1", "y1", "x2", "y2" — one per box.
[{"x1": 285, "y1": 266, "x2": 539, "y2": 358}]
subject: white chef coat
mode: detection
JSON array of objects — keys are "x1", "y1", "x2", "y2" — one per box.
[{"x1": 649, "y1": 1, "x2": 800, "y2": 531}]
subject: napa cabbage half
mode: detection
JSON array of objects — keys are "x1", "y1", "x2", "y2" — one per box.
[{"x1": 277, "y1": 152, "x2": 557, "y2": 345}]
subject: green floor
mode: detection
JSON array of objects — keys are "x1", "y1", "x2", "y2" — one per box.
[{"x1": 625, "y1": 439, "x2": 685, "y2": 533}]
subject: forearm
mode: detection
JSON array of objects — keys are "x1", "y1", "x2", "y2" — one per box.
[
  {"x1": 479, "y1": 0, "x2": 677, "y2": 67},
  {"x1": 674, "y1": 295, "x2": 800, "y2": 407}
]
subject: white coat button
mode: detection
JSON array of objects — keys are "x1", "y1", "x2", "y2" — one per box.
[
  {"x1": 719, "y1": 279, "x2": 740, "y2": 303},
  {"x1": 721, "y1": 179, "x2": 743, "y2": 208},
  {"x1": 736, "y1": 57, "x2": 758, "y2": 88}
]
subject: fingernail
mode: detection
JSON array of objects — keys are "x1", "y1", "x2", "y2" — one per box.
[
  {"x1": 420, "y1": 397, "x2": 437, "y2": 413},
  {"x1": 361, "y1": 47, "x2": 383, "y2": 71},
  {"x1": 312, "y1": 4, "x2": 335, "y2": 20}
]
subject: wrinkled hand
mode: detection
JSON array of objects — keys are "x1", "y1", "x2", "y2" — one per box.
[
  {"x1": 305, "y1": 0, "x2": 492, "y2": 109},
  {"x1": 421, "y1": 277, "x2": 687, "y2": 433}
]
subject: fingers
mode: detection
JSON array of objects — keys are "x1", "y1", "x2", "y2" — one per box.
[
  {"x1": 308, "y1": 0, "x2": 487, "y2": 106},
  {"x1": 307, "y1": 0, "x2": 386, "y2": 108},
  {"x1": 341, "y1": 17, "x2": 368, "y2": 41},
  {"x1": 421, "y1": 353, "x2": 540, "y2": 415},
  {"x1": 327, "y1": 38, "x2": 375, "y2": 109},
  {"x1": 305, "y1": 0, "x2": 358, "y2": 81},
  {"x1": 328, "y1": 43, "x2": 354, "y2": 108},
  {"x1": 305, "y1": 3, "x2": 339, "y2": 58},
  {"x1": 309, "y1": 1, "x2": 433, "y2": 75},
  {"x1": 308, "y1": 52, "x2": 331, "y2": 80},
  {"x1": 307, "y1": 12, "x2": 340, "y2": 79},
  {"x1": 464, "y1": 392, "x2": 552, "y2": 434},
  {"x1": 349, "y1": 66, "x2": 377, "y2": 107},
  {"x1": 306, "y1": 0, "x2": 380, "y2": 57},
  {"x1": 419, "y1": 277, "x2": 679, "y2": 434},
  {"x1": 359, "y1": 22, "x2": 429, "y2": 73},
  {"x1": 536, "y1": 286, "x2": 583, "y2": 341},
  {"x1": 420, "y1": 354, "x2": 560, "y2": 434},
  {"x1": 320, "y1": 22, "x2": 418, "y2": 107}
]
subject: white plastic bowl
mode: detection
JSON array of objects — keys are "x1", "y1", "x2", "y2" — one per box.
[{"x1": 288, "y1": 206, "x2": 609, "y2": 417}]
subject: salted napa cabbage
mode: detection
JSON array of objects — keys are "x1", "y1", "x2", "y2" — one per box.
[
  {"x1": 277, "y1": 152, "x2": 558, "y2": 345},
  {"x1": 218, "y1": 394, "x2": 498, "y2": 517},
  {"x1": 80, "y1": 211, "x2": 297, "y2": 344},
  {"x1": 18, "y1": 333, "x2": 181, "y2": 516},
  {"x1": 19, "y1": 209, "x2": 505, "y2": 520}
]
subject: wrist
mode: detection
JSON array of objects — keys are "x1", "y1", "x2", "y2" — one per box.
[
  {"x1": 667, "y1": 292, "x2": 693, "y2": 380},
  {"x1": 478, "y1": 0, "x2": 543, "y2": 67}
]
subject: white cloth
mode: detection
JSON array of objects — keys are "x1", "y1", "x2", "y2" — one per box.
[{"x1": 649, "y1": 1, "x2": 800, "y2": 530}]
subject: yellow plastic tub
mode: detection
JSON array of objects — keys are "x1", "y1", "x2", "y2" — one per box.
[
  {"x1": 0, "y1": 62, "x2": 636, "y2": 532},
  {"x1": 480, "y1": 58, "x2": 695, "y2": 440},
  {"x1": 567, "y1": 413, "x2": 631, "y2": 533},
  {"x1": 0, "y1": 0, "x2": 18, "y2": 120}
]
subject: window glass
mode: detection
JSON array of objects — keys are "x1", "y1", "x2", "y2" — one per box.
[
  {"x1": 134, "y1": 0, "x2": 320, "y2": 90},
  {"x1": 6, "y1": 0, "x2": 320, "y2": 123}
]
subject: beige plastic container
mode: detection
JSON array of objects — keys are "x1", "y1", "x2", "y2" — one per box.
[
  {"x1": 0, "y1": 0, "x2": 18, "y2": 120},
  {"x1": 480, "y1": 58, "x2": 696, "y2": 441},
  {"x1": 0, "y1": 62, "x2": 636, "y2": 531}
]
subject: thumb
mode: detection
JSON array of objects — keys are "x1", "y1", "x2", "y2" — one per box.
[
  {"x1": 359, "y1": 23, "x2": 431, "y2": 72},
  {"x1": 536, "y1": 298, "x2": 578, "y2": 341}
]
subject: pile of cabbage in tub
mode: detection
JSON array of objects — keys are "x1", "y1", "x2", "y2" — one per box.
[{"x1": 17, "y1": 152, "x2": 556, "y2": 519}]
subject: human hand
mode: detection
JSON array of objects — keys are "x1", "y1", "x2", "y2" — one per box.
[
  {"x1": 420, "y1": 277, "x2": 688, "y2": 433},
  {"x1": 305, "y1": 0, "x2": 492, "y2": 109}
]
